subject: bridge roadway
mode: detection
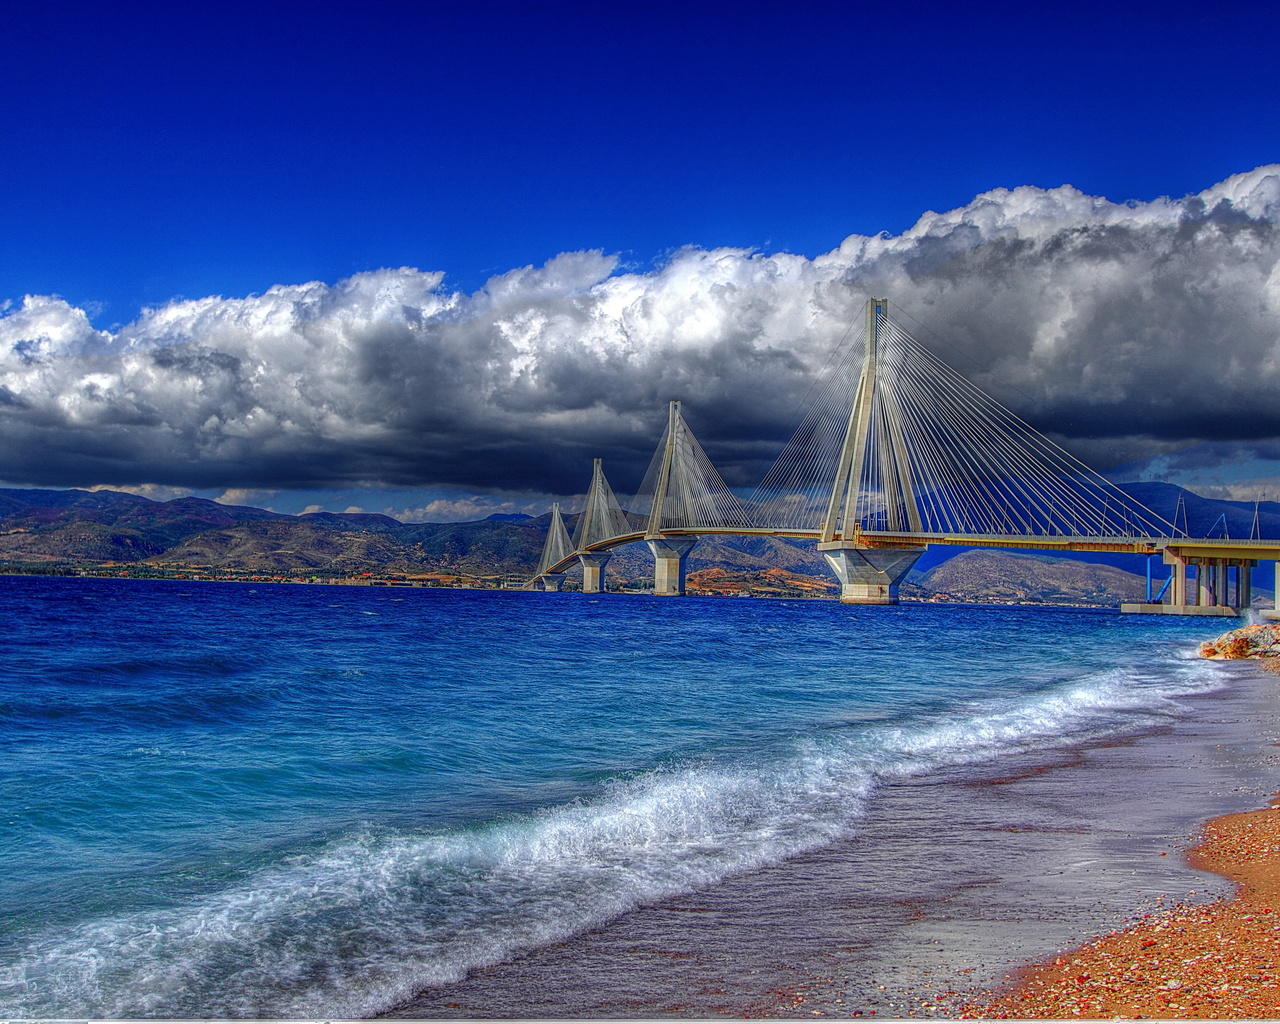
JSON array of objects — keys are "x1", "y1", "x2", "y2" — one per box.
[{"x1": 538, "y1": 528, "x2": 1280, "y2": 616}]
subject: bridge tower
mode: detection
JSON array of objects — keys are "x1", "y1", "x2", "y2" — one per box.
[
  {"x1": 645, "y1": 401, "x2": 700, "y2": 596},
  {"x1": 638, "y1": 400, "x2": 754, "y2": 595},
  {"x1": 572, "y1": 458, "x2": 631, "y2": 593},
  {"x1": 818, "y1": 298, "x2": 926, "y2": 603},
  {"x1": 534, "y1": 503, "x2": 573, "y2": 591}
]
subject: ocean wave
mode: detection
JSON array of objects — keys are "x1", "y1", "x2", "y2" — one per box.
[{"x1": 0, "y1": 651, "x2": 1228, "y2": 1018}]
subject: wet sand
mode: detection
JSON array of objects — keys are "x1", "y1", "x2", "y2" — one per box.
[
  {"x1": 969, "y1": 802, "x2": 1280, "y2": 1019},
  {"x1": 383, "y1": 663, "x2": 1280, "y2": 1019}
]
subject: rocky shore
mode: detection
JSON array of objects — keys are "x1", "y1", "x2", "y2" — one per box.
[{"x1": 1200, "y1": 623, "x2": 1280, "y2": 668}]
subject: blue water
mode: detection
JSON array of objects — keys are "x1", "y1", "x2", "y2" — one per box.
[{"x1": 0, "y1": 577, "x2": 1230, "y2": 1018}]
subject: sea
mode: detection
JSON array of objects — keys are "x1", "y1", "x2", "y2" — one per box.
[{"x1": 1, "y1": 575, "x2": 1278, "y2": 1020}]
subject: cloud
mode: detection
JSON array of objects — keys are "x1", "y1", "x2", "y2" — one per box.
[
  {"x1": 85, "y1": 482, "x2": 197, "y2": 501},
  {"x1": 386, "y1": 495, "x2": 558, "y2": 523},
  {"x1": 2, "y1": 167, "x2": 1279, "y2": 496},
  {"x1": 213, "y1": 487, "x2": 280, "y2": 507},
  {"x1": 1108, "y1": 440, "x2": 1280, "y2": 503}
]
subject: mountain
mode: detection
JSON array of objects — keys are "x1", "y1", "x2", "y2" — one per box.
[
  {"x1": 1120, "y1": 482, "x2": 1280, "y2": 540},
  {"x1": 0, "y1": 488, "x2": 830, "y2": 581},
  {"x1": 0, "y1": 483, "x2": 1274, "y2": 605},
  {"x1": 904, "y1": 549, "x2": 1148, "y2": 606},
  {"x1": 0, "y1": 488, "x2": 547, "y2": 575}
]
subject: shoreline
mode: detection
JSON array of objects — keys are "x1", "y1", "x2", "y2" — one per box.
[
  {"x1": 382, "y1": 658, "x2": 1278, "y2": 1020},
  {"x1": 967, "y1": 799, "x2": 1280, "y2": 1019},
  {"x1": 0, "y1": 566, "x2": 1155, "y2": 610},
  {"x1": 960, "y1": 644, "x2": 1280, "y2": 1022}
]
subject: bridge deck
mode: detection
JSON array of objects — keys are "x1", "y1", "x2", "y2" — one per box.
[{"x1": 540, "y1": 528, "x2": 1280, "y2": 578}]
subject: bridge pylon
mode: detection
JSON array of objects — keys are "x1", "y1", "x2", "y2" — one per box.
[
  {"x1": 639, "y1": 401, "x2": 753, "y2": 595},
  {"x1": 818, "y1": 298, "x2": 925, "y2": 603},
  {"x1": 533, "y1": 502, "x2": 574, "y2": 591},
  {"x1": 645, "y1": 402, "x2": 696, "y2": 596},
  {"x1": 572, "y1": 458, "x2": 632, "y2": 592}
]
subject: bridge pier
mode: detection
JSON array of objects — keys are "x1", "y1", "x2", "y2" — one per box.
[
  {"x1": 1122, "y1": 552, "x2": 1253, "y2": 616},
  {"x1": 819, "y1": 545, "x2": 925, "y2": 604},
  {"x1": 1263, "y1": 562, "x2": 1280, "y2": 621},
  {"x1": 647, "y1": 538, "x2": 697, "y2": 596},
  {"x1": 578, "y1": 552, "x2": 612, "y2": 594},
  {"x1": 541, "y1": 573, "x2": 567, "y2": 592}
]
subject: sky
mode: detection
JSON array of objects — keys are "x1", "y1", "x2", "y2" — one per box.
[{"x1": 2, "y1": 1, "x2": 1279, "y2": 520}]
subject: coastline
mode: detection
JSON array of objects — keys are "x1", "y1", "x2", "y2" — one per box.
[
  {"x1": 382, "y1": 656, "x2": 1280, "y2": 1020},
  {"x1": 965, "y1": 657, "x2": 1280, "y2": 1020},
  {"x1": 968, "y1": 801, "x2": 1280, "y2": 1019}
]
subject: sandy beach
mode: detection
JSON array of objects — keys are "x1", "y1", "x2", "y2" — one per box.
[
  {"x1": 962, "y1": 647, "x2": 1280, "y2": 1013},
  {"x1": 957, "y1": 640, "x2": 1280, "y2": 1021},
  {"x1": 968, "y1": 781, "x2": 1280, "y2": 1019}
]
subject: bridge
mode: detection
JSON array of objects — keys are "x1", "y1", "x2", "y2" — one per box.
[{"x1": 532, "y1": 299, "x2": 1274, "y2": 616}]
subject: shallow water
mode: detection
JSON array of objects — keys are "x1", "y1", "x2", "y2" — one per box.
[
  {"x1": 0, "y1": 577, "x2": 1249, "y2": 1018},
  {"x1": 392, "y1": 678, "x2": 1280, "y2": 1018}
]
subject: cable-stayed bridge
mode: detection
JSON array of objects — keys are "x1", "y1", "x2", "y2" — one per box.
[{"x1": 533, "y1": 299, "x2": 1275, "y2": 615}]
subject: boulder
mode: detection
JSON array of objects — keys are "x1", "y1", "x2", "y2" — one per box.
[{"x1": 1199, "y1": 623, "x2": 1280, "y2": 659}]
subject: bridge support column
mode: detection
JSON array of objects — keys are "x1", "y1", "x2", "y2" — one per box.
[
  {"x1": 1215, "y1": 559, "x2": 1228, "y2": 607},
  {"x1": 541, "y1": 573, "x2": 567, "y2": 592},
  {"x1": 1124, "y1": 552, "x2": 1243, "y2": 616},
  {"x1": 819, "y1": 545, "x2": 925, "y2": 604},
  {"x1": 578, "y1": 553, "x2": 612, "y2": 594},
  {"x1": 1166, "y1": 553, "x2": 1188, "y2": 606},
  {"x1": 647, "y1": 538, "x2": 697, "y2": 596}
]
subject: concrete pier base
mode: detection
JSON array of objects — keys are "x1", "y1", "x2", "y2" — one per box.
[
  {"x1": 647, "y1": 538, "x2": 697, "y2": 596},
  {"x1": 1123, "y1": 551, "x2": 1257, "y2": 617},
  {"x1": 578, "y1": 553, "x2": 612, "y2": 594},
  {"x1": 541, "y1": 573, "x2": 567, "y2": 593},
  {"x1": 819, "y1": 545, "x2": 926, "y2": 604},
  {"x1": 1120, "y1": 602, "x2": 1239, "y2": 617}
]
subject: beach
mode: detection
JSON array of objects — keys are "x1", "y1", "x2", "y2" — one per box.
[
  {"x1": 969, "y1": 801, "x2": 1280, "y2": 1018},
  {"x1": 383, "y1": 658, "x2": 1280, "y2": 1019},
  {"x1": 960, "y1": 646, "x2": 1280, "y2": 1021}
]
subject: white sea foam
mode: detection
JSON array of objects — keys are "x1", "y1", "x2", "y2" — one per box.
[{"x1": 0, "y1": 653, "x2": 1229, "y2": 1019}]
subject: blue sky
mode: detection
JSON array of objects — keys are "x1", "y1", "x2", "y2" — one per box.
[
  {"x1": 4, "y1": 2, "x2": 1276, "y2": 324},
  {"x1": 1, "y1": 2, "x2": 1279, "y2": 519}
]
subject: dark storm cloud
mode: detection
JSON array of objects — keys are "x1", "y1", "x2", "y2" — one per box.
[{"x1": 1, "y1": 168, "x2": 1278, "y2": 495}]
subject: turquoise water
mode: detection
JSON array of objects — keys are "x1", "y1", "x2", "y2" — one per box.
[{"x1": 0, "y1": 577, "x2": 1227, "y2": 1018}]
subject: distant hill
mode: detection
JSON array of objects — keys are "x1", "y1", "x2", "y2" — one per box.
[
  {"x1": 0, "y1": 487, "x2": 829, "y2": 581},
  {"x1": 904, "y1": 549, "x2": 1148, "y2": 606},
  {"x1": 1120, "y1": 481, "x2": 1280, "y2": 540},
  {"x1": 0, "y1": 483, "x2": 1273, "y2": 605},
  {"x1": 0, "y1": 488, "x2": 548, "y2": 575}
]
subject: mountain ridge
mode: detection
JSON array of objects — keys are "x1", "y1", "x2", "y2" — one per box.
[{"x1": 0, "y1": 484, "x2": 1272, "y2": 606}]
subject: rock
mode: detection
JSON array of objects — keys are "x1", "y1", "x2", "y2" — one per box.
[{"x1": 1200, "y1": 624, "x2": 1280, "y2": 659}]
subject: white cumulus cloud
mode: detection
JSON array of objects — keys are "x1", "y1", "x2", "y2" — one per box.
[{"x1": 1, "y1": 165, "x2": 1278, "y2": 496}]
